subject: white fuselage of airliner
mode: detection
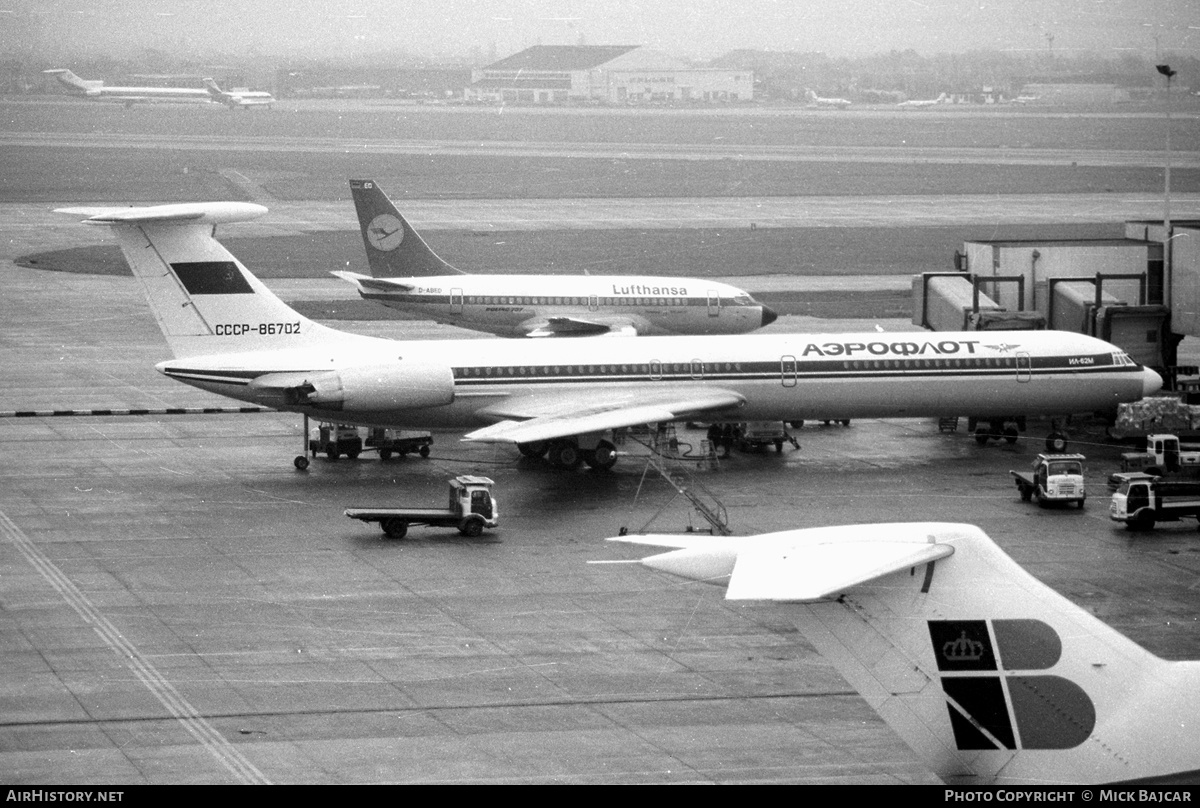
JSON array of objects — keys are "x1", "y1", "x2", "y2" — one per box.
[{"x1": 346, "y1": 273, "x2": 771, "y2": 337}]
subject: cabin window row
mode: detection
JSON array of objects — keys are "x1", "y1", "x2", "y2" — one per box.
[
  {"x1": 839, "y1": 357, "x2": 1020, "y2": 370},
  {"x1": 464, "y1": 296, "x2": 691, "y2": 307},
  {"x1": 452, "y1": 356, "x2": 1023, "y2": 379},
  {"x1": 455, "y1": 362, "x2": 742, "y2": 377}
]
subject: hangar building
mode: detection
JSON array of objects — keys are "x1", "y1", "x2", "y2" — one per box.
[{"x1": 465, "y1": 45, "x2": 753, "y2": 105}]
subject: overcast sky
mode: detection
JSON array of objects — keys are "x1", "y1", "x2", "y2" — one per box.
[{"x1": 12, "y1": 0, "x2": 1199, "y2": 60}]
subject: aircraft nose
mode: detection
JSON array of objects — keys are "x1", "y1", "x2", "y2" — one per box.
[
  {"x1": 1143, "y1": 366, "x2": 1164, "y2": 397},
  {"x1": 760, "y1": 305, "x2": 778, "y2": 328}
]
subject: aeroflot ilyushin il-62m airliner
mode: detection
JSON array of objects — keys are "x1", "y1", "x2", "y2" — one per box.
[
  {"x1": 57, "y1": 202, "x2": 1162, "y2": 471},
  {"x1": 333, "y1": 179, "x2": 776, "y2": 338},
  {"x1": 612, "y1": 522, "x2": 1200, "y2": 785}
]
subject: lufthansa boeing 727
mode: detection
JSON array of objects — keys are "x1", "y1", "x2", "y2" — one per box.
[
  {"x1": 333, "y1": 179, "x2": 776, "y2": 338},
  {"x1": 56, "y1": 201, "x2": 1160, "y2": 471}
]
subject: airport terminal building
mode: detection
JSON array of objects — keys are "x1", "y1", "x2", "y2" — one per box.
[{"x1": 465, "y1": 45, "x2": 754, "y2": 105}]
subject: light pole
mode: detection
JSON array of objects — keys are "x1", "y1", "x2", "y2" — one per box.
[
  {"x1": 1157, "y1": 64, "x2": 1176, "y2": 312},
  {"x1": 1157, "y1": 64, "x2": 1175, "y2": 231}
]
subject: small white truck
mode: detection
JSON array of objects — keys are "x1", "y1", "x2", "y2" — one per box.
[
  {"x1": 344, "y1": 476, "x2": 499, "y2": 539},
  {"x1": 1010, "y1": 453, "x2": 1086, "y2": 508}
]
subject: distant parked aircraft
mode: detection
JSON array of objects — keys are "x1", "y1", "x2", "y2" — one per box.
[
  {"x1": 43, "y1": 69, "x2": 211, "y2": 107},
  {"x1": 898, "y1": 92, "x2": 947, "y2": 109},
  {"x1": 804, "y1": 88, "x2": 851, "y2": 108}
]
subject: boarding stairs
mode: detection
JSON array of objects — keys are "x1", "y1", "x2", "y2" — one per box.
[{"x1": 628, "y1": 424, "x2": 731, "y2": 535}]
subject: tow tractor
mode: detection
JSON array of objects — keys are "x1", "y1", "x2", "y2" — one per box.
[
  {"x1": 299, "y1": 423, "x2": 432, "y2": 469},
  {"x1": 344, "y1": 476, "x2": 498, "y2": 539},
  {"x1": 365, "y1": 427, "x2": 432, "y2": 461},
  {"x1": 1010, "y1": 453, "x2": 1086, "y2": 508},
  {"x1": 307, "y1": 423, "x2": 362, "y2": 461}
]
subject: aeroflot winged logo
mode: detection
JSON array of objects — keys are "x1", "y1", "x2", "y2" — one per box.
[{"x1": 927, "y1": 620, "x2": 1095, "y2": 751}]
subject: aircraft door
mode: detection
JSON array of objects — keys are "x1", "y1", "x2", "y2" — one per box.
[
  {"x1": 781, "y1": 355, "x2": 797, "y2": 387},
  {"x1": 450, "y1": 288, "x2": 464, "y2": 314},
  {"x1": 589, "y1": 295, "x2": 599, "y2": 311},
  {"x1": 707, "y1": 290, "x2": 720, "y2": 317},
  {"x1": 1016, "y1": 352, "x2": 1031, "y2": 382}
]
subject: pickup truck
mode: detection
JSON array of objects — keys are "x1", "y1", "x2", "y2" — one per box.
[
  {"x1": 345, "y1": 476, "x2": 498, "y2": 539},
  {"x1": 1010, "y1": 453, "x2": 1086, "y2": 508},
  {"x1": 1110, "y1": 476, "x2": 1200, "y2": 530}
]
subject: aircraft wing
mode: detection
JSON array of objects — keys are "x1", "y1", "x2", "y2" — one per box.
[
  {"x1": 525, "y1": 316, "x2": 640, "y2": 338},
  {"x1": 330, "y1": 270, "x2": 415, "y2": 292},
  {"x1": 463, "y1": 386, "x2": 745, "y2": 444},
  {"x1": 607, "y1": 527, "x2": 955, "y2": 601}
]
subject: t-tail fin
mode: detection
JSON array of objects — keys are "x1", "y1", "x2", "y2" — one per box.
[
  {"x1": 202, "y1": 77, "x2": 229, "y2": 102},
  {"x1": 610, "y1": 523, "x2": 1200, "y2": 785},
  {"x1": 55, "y1": 202, "x2": 357, "y2": 359},
  {"x1": 348, "y1": 179, "x2": 463, "y2": 278},
  {"x1": 43, "y1": 69, "x2": 97, "y2": 94}
]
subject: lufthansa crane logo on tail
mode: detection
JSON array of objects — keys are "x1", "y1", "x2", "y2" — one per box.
[{"x1": 366, "y1": 213, "x2": 404, "y2": 251}]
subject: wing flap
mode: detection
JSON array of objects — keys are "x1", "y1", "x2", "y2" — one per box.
[
  {"x1": 726, "y1": 540, "x2": 954, "y2": 602},
  {"x1": 463, "y1": 388, "x2": 744, "y2": 444}
]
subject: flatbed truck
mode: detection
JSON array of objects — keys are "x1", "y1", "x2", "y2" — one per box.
[
  {"x1": 1010, "y1": 453, "x2": 1086, "y2": 508},
  {"x1": 345, "y1": 476, "x2": 498, "y2": 539},
  {"x1": 1110, "y1": 476, "x2": 1200, "y2": 530}
]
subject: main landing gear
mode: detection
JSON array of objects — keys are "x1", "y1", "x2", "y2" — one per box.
[
  {"x1": 967, "y1": 417, "x2": 1068, "y2": 452},
  {"x1": 517, "y1": 437, "x2": 619, "y2": 471}
]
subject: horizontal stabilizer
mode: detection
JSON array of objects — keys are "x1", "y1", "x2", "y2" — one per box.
[
  {"x1": 726, "y1": 538, "x2": 953, "y2": 601},
  {"x1": 604, "y1": 533, "x2": 728, "y2": 550},
  {"x1": 331, "y1": 270, "x2": 415, "y2": 292},
  {"x1": 56, "y1": 202, "x2": 268, "y2": 226}
]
